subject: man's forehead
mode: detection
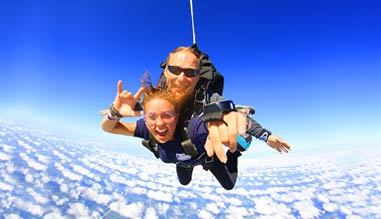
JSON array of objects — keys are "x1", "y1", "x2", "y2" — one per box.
[{"x1": 169, "y1": 51, "x2": 198, "y2": 65}]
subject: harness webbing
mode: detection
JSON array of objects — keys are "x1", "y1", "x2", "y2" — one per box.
[{"x1": 141, "y1": 126, "x2": 199, "y2": 159}]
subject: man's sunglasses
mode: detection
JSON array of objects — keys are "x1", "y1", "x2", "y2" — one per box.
[{"x1": 167, "y1": 65, "x2": 199, "y2": 77}]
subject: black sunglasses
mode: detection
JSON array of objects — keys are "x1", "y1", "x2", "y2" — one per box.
[{"x1": 167, "y1": 65, "x2": 199, "y2": 77}]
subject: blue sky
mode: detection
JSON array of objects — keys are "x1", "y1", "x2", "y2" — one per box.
[{"x1": 0, "y1": 0, "x2": 380, "y2": 156}]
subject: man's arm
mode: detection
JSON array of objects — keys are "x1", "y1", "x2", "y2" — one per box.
[
  {"x1": 202, "y1": 93, "x2": 246, "y2": 162},
  {"x1": 204, "y1": 93, "x2": 291, "y2": 162},
  {"x1": 246, "y1": 117, "x2": 291, "y2": 153}
]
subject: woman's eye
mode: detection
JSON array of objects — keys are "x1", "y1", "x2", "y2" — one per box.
[{"x1": 162, "y1": 112, "x2": 175, "y2": 119}]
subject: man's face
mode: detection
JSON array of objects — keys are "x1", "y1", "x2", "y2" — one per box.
[{"x1": 164, "y1": 51, "x2": 200, "y2": 97}]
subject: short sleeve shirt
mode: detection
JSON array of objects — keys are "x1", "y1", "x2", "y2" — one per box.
[{"x1": 134, "y1": 117, "x2": 208, "y2": 166}]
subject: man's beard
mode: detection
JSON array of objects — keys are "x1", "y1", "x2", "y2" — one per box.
[{"x1": 168, "y1": 82, "x2": 192, "y2": 97}]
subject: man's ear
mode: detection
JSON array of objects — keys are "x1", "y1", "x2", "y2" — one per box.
[
  {"x1": 163, "y1": 67, "x2": 169, "y2": 78},
  {"x1": 196, "y1": 74, "x2": 201, "y2": 80}
]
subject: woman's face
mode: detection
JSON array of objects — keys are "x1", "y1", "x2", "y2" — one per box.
[{"x1": 144, "y1": 98, "x2": 178, "y2": 143}]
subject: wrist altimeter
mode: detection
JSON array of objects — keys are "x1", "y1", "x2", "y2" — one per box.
[{"x1": 202, "y1": 100, "x2": 236, "y2": 122}]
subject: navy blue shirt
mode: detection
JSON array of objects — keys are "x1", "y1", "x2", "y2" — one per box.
[{"x1": 134, "y1": 117, "x2": 207, "y2": 166}]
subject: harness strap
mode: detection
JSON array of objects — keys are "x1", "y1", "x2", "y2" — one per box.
[
  {"x1": 202, "y1": 100, "x2": 236, "y2": 122},
  {"x1": 142, "y1": 125, "x2": 200, "y2": 159},
  {"x1": 181, "y1": 139, "x2": 199, "y2": 157},
  {"x1": 141, "y1": 139, "x2": 160, "y2": 159},
  {"x1": 180, "y1": 120, "x2": 199, "y2": 157},
  {"x1": 193, "y1": 79, "x2": 207, "y2": 116}
]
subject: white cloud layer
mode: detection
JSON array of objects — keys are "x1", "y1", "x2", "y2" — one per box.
[{"x1": 0, "y1": 121, "x2": 380, "y2": 218}]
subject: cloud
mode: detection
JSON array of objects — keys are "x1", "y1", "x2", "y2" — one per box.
[
  {"x1": 144, "y1": 207, "x2": 158, "y2": 219},
  {"x1": 226, "y1": 196, "x2": 243, "y2": 206},
  {"x1": 51, "y1": 195, "x2": 69, "y2": 206},
  {"x1": 339, "y1": 206, "x2": 352, "y2": 215},
  {"x1": 109, "y1": 172, "x2": 130, "y2": 185},
  {"x1": 293, "y1": 200, "x2": 320, "y2": 219},
  {"x1": 26, "y1": 187, "x2": 49, "y2": 204},
  {"x1": 13, "y1": 198, "x2": 46, "y2": 216},
  {"x1": 109, "y1": 201, "x2": 144, "y2": 218},
  {"x1": 147, "y1": 189, "x2": 173, "y2": 203},
  {"x1": 322, "y1": 202, "x2": 338, "y2": 212},
  {"x1": 42, "y1": 209, "x2": 67, "y2": 219},
  {"x1": 55, "y1": 163, "x2": 82, "y2": 181},
  {"x1": 1, "y1": 121, "x2": 381, "y2": 218},
  {"x1": 66, "y1": 202, "x2": 91, "y2": 218},
  {"x1": 81, "y1": 187, "x2": 113, "y2": 205},
  {"x1": 37, "y1": 154, "x2": 50, "y2": 164},
  {"x1": 71, "y1": 164, "x2": 91, "y2": 176},
  {"x1": 0, "y1": 151, "x2": 12, "y2": 161},
  {"x1": 4, "y1": 214, "x2": 22, "y2": 219},
  {"x1": 157, "y1": 203, "x2": 170, "y2": 215},
  {"x1": 139, "y1": 171, "x2": 150, "y2": 181},
  {"x1": 198, "y1": 209, "x2": 214, "y2": 219},
  {"x1": 0, "y1": 181, "x2": 13, "y2": 191},
  {"x1": 316, "y1": 193, "x2": 330, "y2": 203},
  {"x1": 20, "y1": 152, "x2": 47, "y2": 171},
  {"x1": 226, "y1": 205, "x2": 250, "y2": 219},
  {"x1": 24, "y1": 172, "x2": 34, "y2": 183},
  {"x1": 52, "y1": 150, "x2": 67, "y2": 162},
  {"x1": 234, "y1": 187, "x2": 249, "y2": 196},
  {"x1": 84, "y1": 160, "x2": 108, "y2": 174},
  {"x1": 204, "y1": 202, "x2": 220, "y2": 214},
  {"x1": 253, "y1": 196, "x2": 277, "y2": 215},
  {"x1": 17, "y1": 140, "x2": 34, "y2": 151}
]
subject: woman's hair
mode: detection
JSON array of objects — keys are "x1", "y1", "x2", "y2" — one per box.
[{"x1": 141, "y1": 71, "x2": 185, "y2": 113}]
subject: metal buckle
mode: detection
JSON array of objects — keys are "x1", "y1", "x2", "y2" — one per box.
[{"x1": 205, "y1": 156, "x2": 214, "y2": 164}]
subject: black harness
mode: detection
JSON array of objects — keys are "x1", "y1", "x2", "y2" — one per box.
[{"x1": 141, "y1": 44, "x2": 225, "y2": 159}]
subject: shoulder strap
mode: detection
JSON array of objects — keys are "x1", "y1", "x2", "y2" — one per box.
[
  {"x1": 179, "y1": 122, "x2": 199, "y2": 157},
  {"x1": 181, "y1": 139, "x2": 198, "y2": 157},
  {"x1": 141, "y1": 134, "x2": 160, "y2": 159},
  {"x1": 140, "y1": 123, "x2": 200, "y2": 158}
]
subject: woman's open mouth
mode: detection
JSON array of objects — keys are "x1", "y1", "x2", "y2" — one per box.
[{"x1": 156, "y1": 128, "x2": 168, "y2": 137}]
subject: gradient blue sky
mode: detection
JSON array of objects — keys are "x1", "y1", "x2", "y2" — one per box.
[{"x1": 1, "y1": 0, "x2": 380, "y2": 155}]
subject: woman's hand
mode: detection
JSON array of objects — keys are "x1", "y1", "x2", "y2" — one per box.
[{"x1": 113, "y1": 80, "x2": 145, "y2": 117}]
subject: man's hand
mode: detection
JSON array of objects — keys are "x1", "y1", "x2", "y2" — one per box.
[
  {"x1": 113, "y1": 80, "x2": 145, "y2": 117},
  {"x1": 205, "y1": 111, "x2": 246, "y2": 163},
  {"x1": 266, "y1": 135, "x2": 292, "y2": 154}
]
